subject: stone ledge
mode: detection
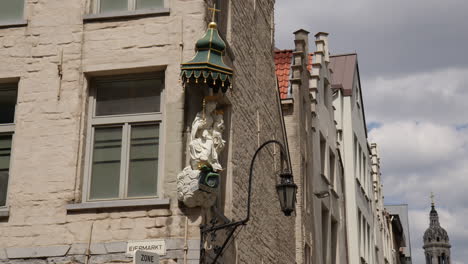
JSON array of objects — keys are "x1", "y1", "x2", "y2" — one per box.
[
  {"x1": 6, "y1": 245, "x2": 70, "y2": 259},
  {"x1": 104, "y1": 241, "x2": 127, "y2": 253},
  {"x1": 66, "y1": 198, "x2": 170, "y2": 212},
  {"x1": 0, "y1": 20, "x2": 27, "y2": 29},
  {"x1": 69, "y1": 243, "x2": 107, "y2": 255},
  {"x1": 0, "y1": 207, "x2": 9, "y2": 218},
  {"x1": 83, "y1": 8, "x2": 170, "y2": 22}
]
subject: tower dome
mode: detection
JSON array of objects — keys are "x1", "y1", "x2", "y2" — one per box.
[{"x1": 423, "y1": 198, "x2": 451, "y2": 264}]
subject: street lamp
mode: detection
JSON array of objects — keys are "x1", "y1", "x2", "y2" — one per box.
[
  {"x1": 200, "y1": 140, "x2": 297, "y2": 263},
  {"x1": 277, "y1": 172, "x2": 297, "y2": 216}
]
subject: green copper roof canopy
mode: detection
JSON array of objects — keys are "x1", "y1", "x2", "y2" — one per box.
[{"x1": 180, "y1": 22, "x2": 233, "y2": 93}]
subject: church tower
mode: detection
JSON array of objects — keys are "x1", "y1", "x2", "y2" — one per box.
[{"x1": 423, "y1": 196, "x2": 451, "y2": 264}]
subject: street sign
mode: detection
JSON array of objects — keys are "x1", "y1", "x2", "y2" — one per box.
[
  {"x1": 134, "y1": 250, "x2": 160, "y2": 264},
  {"x1": 127, "y1": 239, "x2": 166, "y2": 256}
]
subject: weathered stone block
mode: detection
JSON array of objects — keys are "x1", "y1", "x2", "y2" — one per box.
[
  {"x1": 6, "y1": 245, "x2": 70, "y2": 259},
  {"x1": 148, "y1": 209, "x2": 172, "y2": 217},
  {"x1": 89, "y1": 253, "x2": 131, "y2": 264},
  {"x1": 104, "y1": 241, "x2": 127, "y2": 254},
  {"x1": 68, "y1": 243, "x2": 106, "y2": 255}
]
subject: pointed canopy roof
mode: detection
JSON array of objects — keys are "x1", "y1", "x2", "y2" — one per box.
[{"x1": 180, "y1": 21, "x2": 233, "y2": 93}]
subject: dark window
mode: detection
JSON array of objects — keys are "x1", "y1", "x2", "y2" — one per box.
[
  {"x1": 96, "y1": 0, "x2": 164, "y2": 14},
  {"x1": 0, "y1": 135, "x2": 12, "y2": 206},
  {"x1": 0, "y1": 0, "x2": 24, "y2": 22},
  {"x1": 0, "y1": 83, "x2": 17, "y2": 207},
  {"x1": 0, "y1": 84, "x2": 18, "y2": 124},
  {"x1": 320, "y1": 134, "x2": 326, "y2": 175}
]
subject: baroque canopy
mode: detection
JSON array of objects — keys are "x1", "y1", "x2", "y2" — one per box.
[{"x1": 180, "y1": 21, "x2": 233, "y2": 93}]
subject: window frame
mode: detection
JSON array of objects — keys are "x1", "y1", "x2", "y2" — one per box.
[
  {"x1": 91, "y1": 0, "x2": 169, "y2": 15},
  {"x1": 0, "y1": 83, "x2": 18, "y2": 210},
  {"x1": 0, "y1": 0, "x2": 27, "y2": 26},
  {"x1": 82, "y1": 73, "x2": 165, "y2": 203}
]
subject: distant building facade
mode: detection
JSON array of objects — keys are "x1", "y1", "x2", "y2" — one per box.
[
  {"x1": 423, "y1": 202, "x2": 451, "y2": 264},
  {"x1": 274, "y1": 30, "x2": 348, "y2": 264},
  {"x1": 386, "y1": 204, "x2": 412, "y2": 264},
  {"x1": 330, "y1": 54, "x2": 411, "y2": 264},
  {"x1": 274, "y1": 31, "x2": 413, "y2": 264},
  {"x1": 331, "y1": 53, "x2": 378, "y2": 264}
]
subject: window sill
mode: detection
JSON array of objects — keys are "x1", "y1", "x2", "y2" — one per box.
[
  {"x1": 320, "y1": 173, "x2": 330, "y2": 185},
  {"x1": 331, "y1": 188, "x2": 340, "y2": 198},
  {"x1": 0, "y1": 207, "x2": 9, "y2": 218},
  {"x1": 66, "y1": 198, "x2": 170, "y2": 212},
  {"x1": 0, "y1": 20, "x2": 27, "y2": 29},
  {"x1": 281, "y1": 98, "x2": 294, "y2": 105},
  {"x1": 83, "y1": 8, "x2": 170, "y2": 22}
]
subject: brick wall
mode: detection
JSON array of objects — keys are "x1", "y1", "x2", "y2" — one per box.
[{"x1": 0, "y1": 0, "x2": 295, "y2": 263}]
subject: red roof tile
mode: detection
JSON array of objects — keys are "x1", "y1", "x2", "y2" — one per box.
[
  {"x1": 274, "y1": 50, "x2": 314, "y2": 99},
  {"x1": 274, "y1": 50, "x2": 293, "y2": 99},
  {"x1": 307, "y1": 53, "x2": 313, "y2": 72}
]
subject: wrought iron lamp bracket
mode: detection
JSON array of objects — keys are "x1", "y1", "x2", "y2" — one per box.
[{"x1": 200, "y1": 140, "x2": 294, "y2": 264}]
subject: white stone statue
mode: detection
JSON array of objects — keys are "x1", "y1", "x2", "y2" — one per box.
[{"x1": 177, "y1": 98, "x2": 225, "y2": 207}]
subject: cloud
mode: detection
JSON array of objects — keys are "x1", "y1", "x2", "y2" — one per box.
[
  {"x1": 275, "y1": 1, "x2": 468, "y2": 262},
  {"x1": 275, "y1": 0, "x2": 468, "y2": 77},
  {"x1": 408, "y1": 207, "x2": 468, "y2": 264},
  {"x1": 363, "y1": 67, "x2": 468, "y2": 126},
  {"x1": 369, "y1": 121, "x2": 465, "y2": 173},
  {"x1": 369, "y1": 121, "x2": 468, "y2": 262},
  {"x1": 364, "y1": 68, "x2": 468, "y2": 263}
]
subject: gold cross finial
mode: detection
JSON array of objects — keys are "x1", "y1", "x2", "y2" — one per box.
[
  {"x1": 208, "y1": 3, "x2": 221, "y2": 22},
  {"x1": 430, "y1": 192, "x2": 435, "y2": 205}
]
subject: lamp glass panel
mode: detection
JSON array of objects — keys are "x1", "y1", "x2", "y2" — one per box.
[
  {"x1": 0, "y1": 0, "x2": 24, "y2": 21},
  {"x1": 89, "y1": 126, "x2": 122, "y2": 200},
  {"x1": 100, "y1": 0, "x2": 128, "y2": 13},
  {"x1": 0, "y1": 135, "x2": 12, "y2": 206},
  {"x1": 127, "y1": 124, "x2": 159, "y2": 197},
  {"x1": 136, "y1": 0, "x2": 164, "y2": 9},
  {"x1": 277, "y1": 186, "x2": 286, "y2": 211},
  {"x1": 95, "y1": 78, "x2": 162, "y2": 116},
  {"x1": 285, "y1": 185, "x2": 296, "y2": 211}
]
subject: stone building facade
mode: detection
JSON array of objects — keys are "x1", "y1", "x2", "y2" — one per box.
[
  {"x1": 331, "y1": 53, "x2": 377, "y2": 264},
  {"x1": 386, "y1": 204, "x2": 412, "y2": 264},
  {"x1": 0, "y1": 0, "x2": 296, "y2": 263},
  {"x1": 330, "y1": 53, "x2": 410, "y2": 264},
  {"x1": 275, "y1": 31, "x2": 348, "y2": 264}
]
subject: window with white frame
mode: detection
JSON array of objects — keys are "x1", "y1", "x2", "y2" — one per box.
[
  {"x1": 92, "y1": 0, "x2": 165, "y2": 14},
  {"x1": 0, "y1": 83, "x2": 17, "y2": 207},
  {"x1": 0, "y1": 0, "x2": 25, "y2": 23},
  {"x1": 84, "y1": 73, "x2": 164, "y2": 201}
]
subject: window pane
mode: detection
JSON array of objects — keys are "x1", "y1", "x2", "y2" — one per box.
[
  {"x1": 136, "y1": 0, "x2": 164, "y2": 10},
  {"x1": 95, "y1": 78, "x2": 162, "y2": 116},
  {"x1": 0, "y1": 135, "x2": 12, "y2": 207},
  {"x1": 0, "y1": 0, "x2": 24, "y2": 21},
  {"x1": 89, "y1": 127, "x2": 122, "y2": 200},
  {"x1": 0, "y1": 87, "x2": 18, "y2": 124},
  {"x1": 100, "y1": 0, "x2": 128, "y2": 13},
  {"x1": 127, "y1": 124, "x2": 159, "y2": 197}
]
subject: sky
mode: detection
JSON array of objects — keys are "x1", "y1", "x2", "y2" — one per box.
[{"x1": 275, "y1": 1, "x2": 468, "y2": 263}]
